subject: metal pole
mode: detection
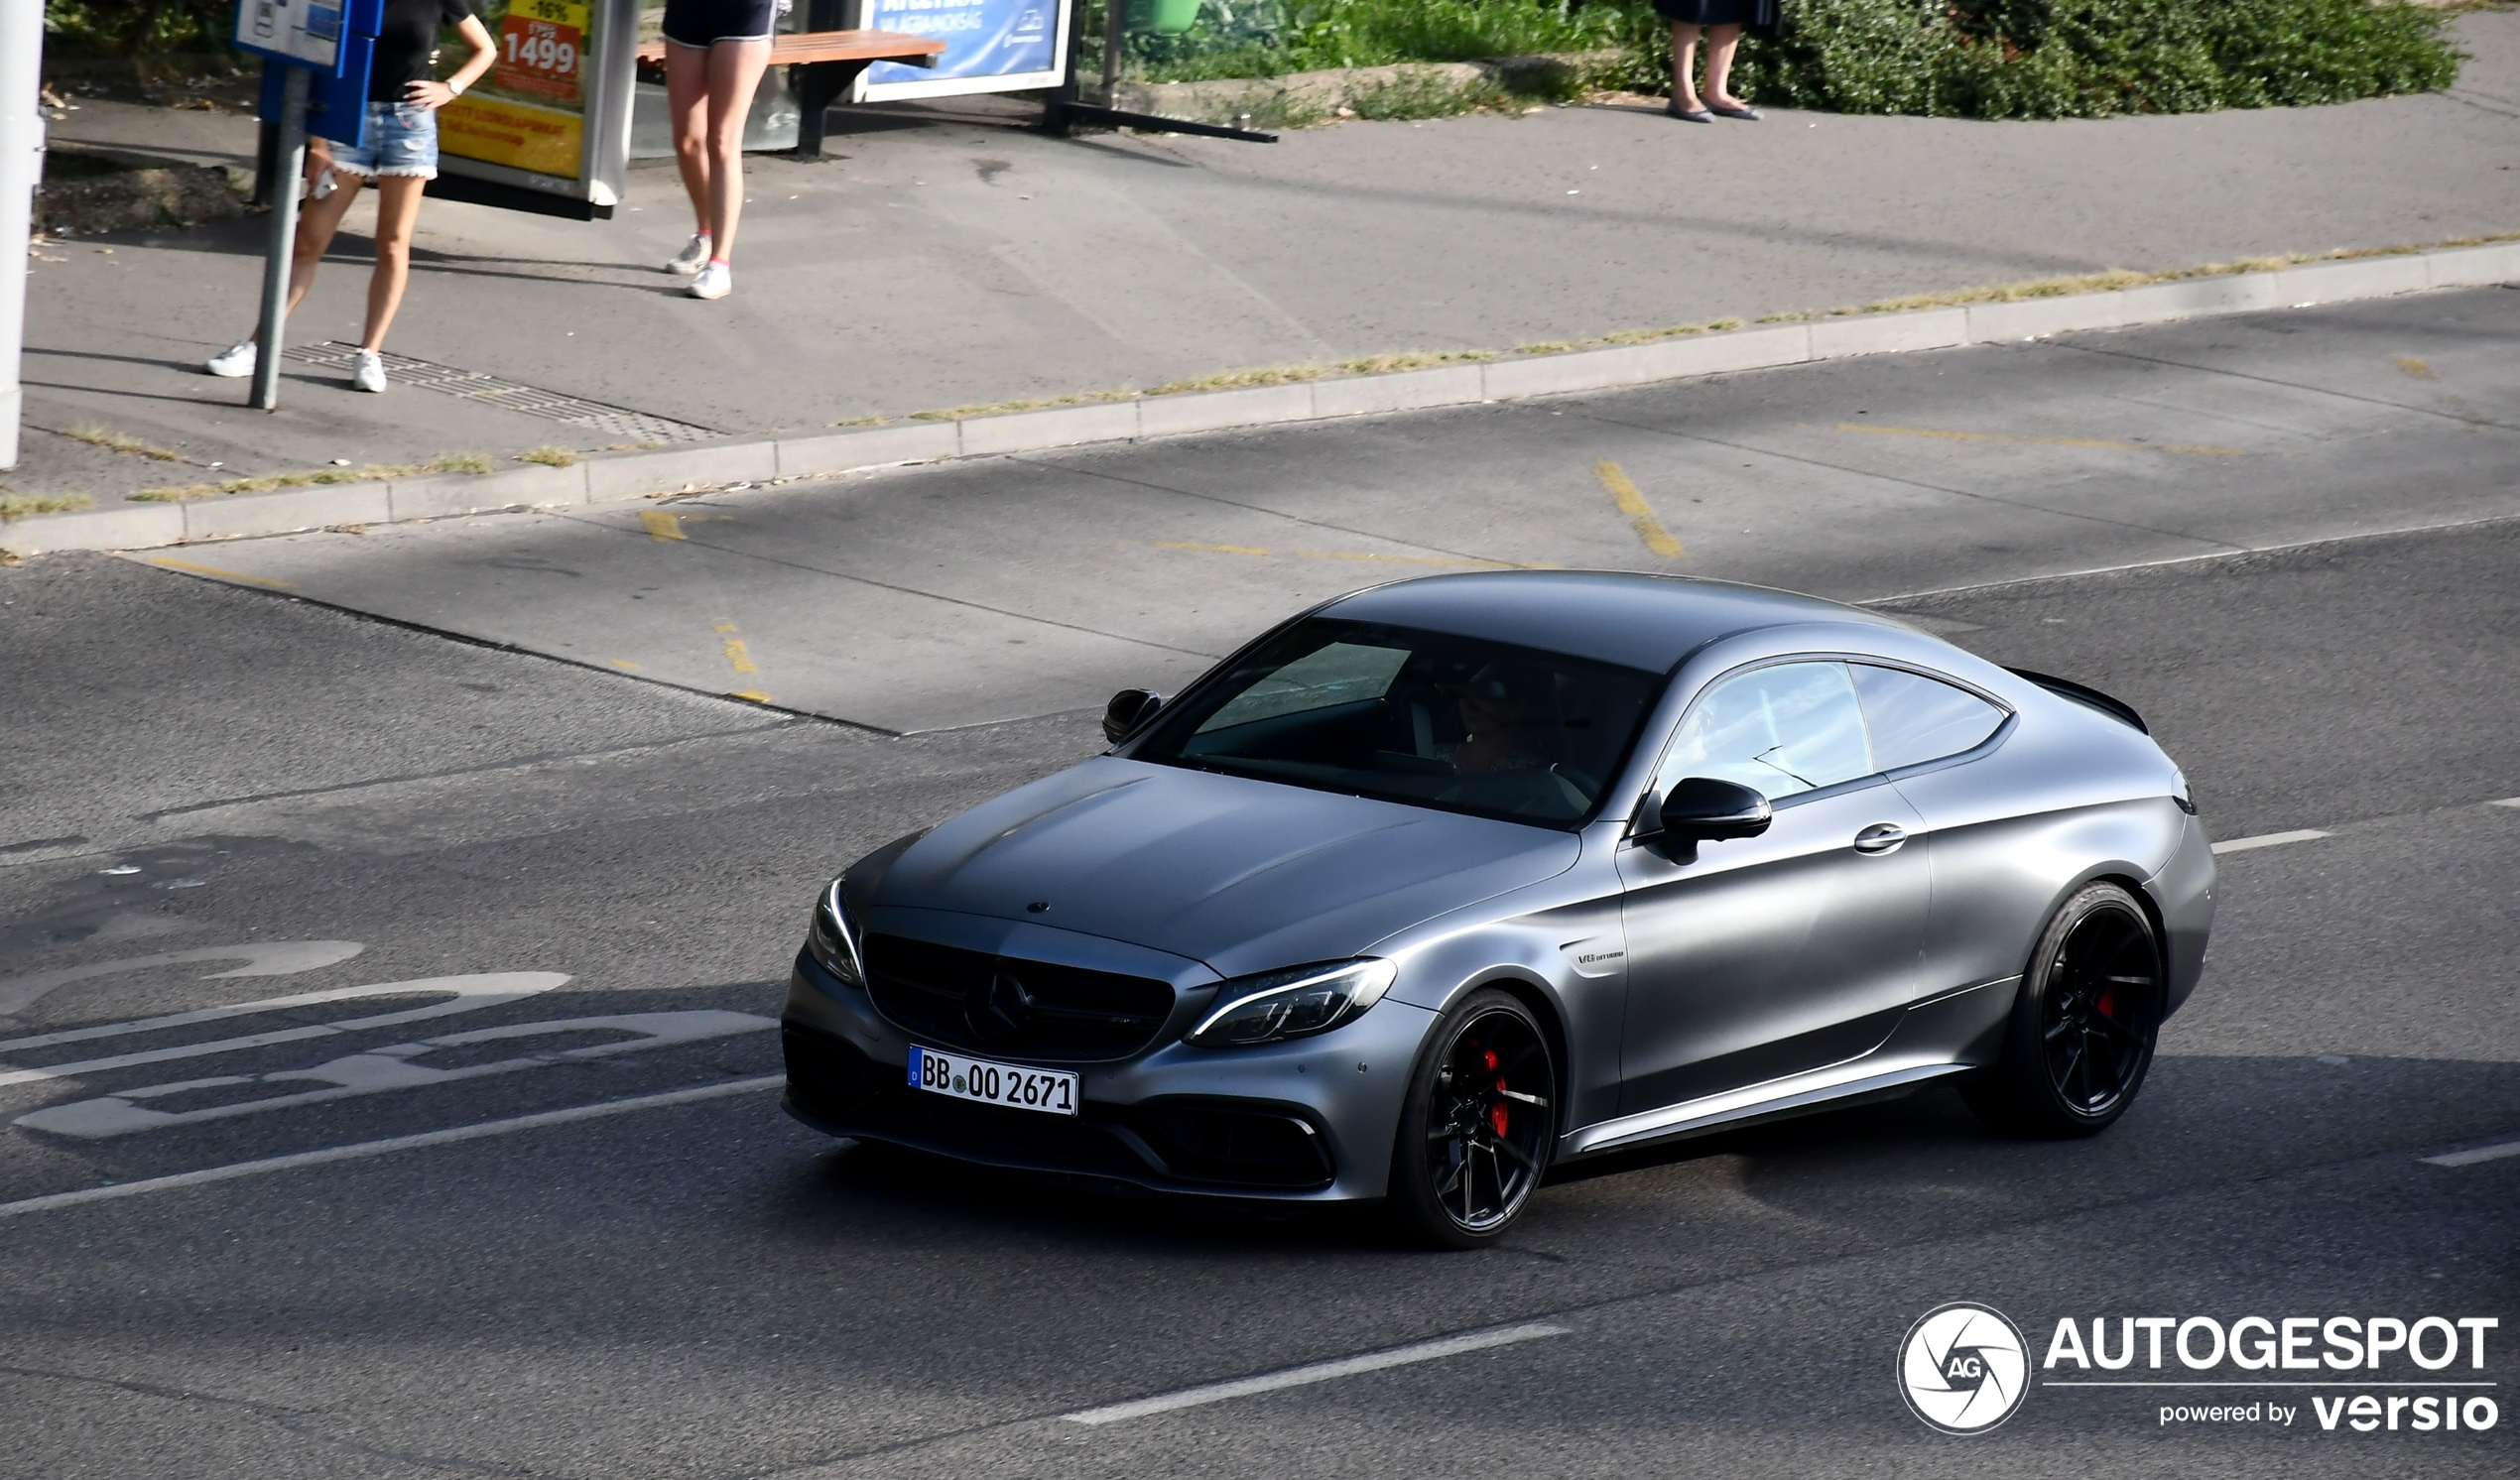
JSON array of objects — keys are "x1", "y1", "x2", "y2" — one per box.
[
  {"x1": 1100, "y1": 0, "x2": 1124, "y2": 106},
  {"x1": 0, "y1": 0, "x2": 46, "y2": 468},
  {"x1": 249, "y1": 64, "x2": 309, "y2": 413}
]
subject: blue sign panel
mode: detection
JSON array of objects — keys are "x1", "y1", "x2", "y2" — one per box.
[
  {"x1": 259, "y1": 35, "x2": 376, "y2": 146},
  {"x1": 862, "y1": 0, "x2": 1066, "y2": 95}
]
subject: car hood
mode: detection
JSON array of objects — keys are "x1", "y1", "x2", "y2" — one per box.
[{"x1": 869, "y1": 758, "x2": 1581, "y2": 977}]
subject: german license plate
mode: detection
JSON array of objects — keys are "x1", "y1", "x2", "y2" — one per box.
[{"x1": 908, "y1": 1046, "x2": 1077, "y2": 1117}]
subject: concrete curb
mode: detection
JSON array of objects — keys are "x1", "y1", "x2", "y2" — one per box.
[{"x1": 8, "y1": 240, "x2": 2516, "y2": 556}]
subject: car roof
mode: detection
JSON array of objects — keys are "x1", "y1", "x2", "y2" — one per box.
[{"x1": 1317, "y1": 571, "x2": 1899, "y2": 674}]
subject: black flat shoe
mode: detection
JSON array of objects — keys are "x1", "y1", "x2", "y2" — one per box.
[
  {"x1": 1708, "y1": 102, "x2": 1762, "y2": 120},
  {"x1": 1667, "y1": 98, "x2": 1714, "y2": 122}
]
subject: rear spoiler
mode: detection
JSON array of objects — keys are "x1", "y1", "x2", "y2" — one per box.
[{"x1": 2006, "y1": 669, "x2": 2148, "y2": 734}]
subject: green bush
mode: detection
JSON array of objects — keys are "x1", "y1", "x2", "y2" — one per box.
[
  {"x1": 1106, "y1": 0, "x2": 1630, "y2": 83},
  {"x1": 1674, "y1": 0, "x2": 2463, "y2": 118},
  {"x1": 1109, "y1": 0, "x2": 2460, "y2": 117}
]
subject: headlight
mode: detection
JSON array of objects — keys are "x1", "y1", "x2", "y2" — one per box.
[
  {"x1": 805, "y1": 878, "x2": 865, "y2": 989},
  {"x1": 1186, "y1": 959, "x2": 1397, "y2": 1048}
]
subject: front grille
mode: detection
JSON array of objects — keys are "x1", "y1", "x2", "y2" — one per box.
[
  {"x1": 781, "y1": 1026, "x2": 1333, "y2": 1191},
  {"x1": 861, "y1": 933, "x2": 1176, "y2": 1061}
]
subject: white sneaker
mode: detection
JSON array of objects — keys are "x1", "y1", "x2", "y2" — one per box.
[
  {"x1": 205, "y1": 338, "x2": 257, "y2": 377},
  {"x1": 665, "y1": 233, "x2": 711, "y2": 275},
  {"x1": 687, "y1": 260, "x2": 731, "y2": 301},
  {"x1": 352, "y1": 348, "x2": 388, "y2": 393}
]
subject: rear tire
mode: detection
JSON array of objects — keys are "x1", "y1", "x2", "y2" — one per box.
[
  {"x1": 1387, "y1": 988, "x2": 1556, "y2": 1249},
  {"x1": 1962, "y1": 882, "x2": 2164, "y2": 1138}
]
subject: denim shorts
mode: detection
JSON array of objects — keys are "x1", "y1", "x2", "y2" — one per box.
[{"x1": 330, "y1": 101, "x2": 440, "y2": 179}]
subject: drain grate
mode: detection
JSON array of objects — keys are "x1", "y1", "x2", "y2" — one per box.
[{"x1": 283, "y1": 342, "x2": 721, "y2": 444}]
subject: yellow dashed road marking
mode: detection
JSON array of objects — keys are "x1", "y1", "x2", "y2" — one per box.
[
  {"x1": 728, "y1": 689, "x2": 774, "y2": 703},
  {"x1": 1834, "y1": 424, "x2": 2247, "y2": 456},
  {"x1": 2393, "y1": 355, "x2": 2437, "y2": 380},
  {"x1": 639, "y1": 510, "x2": 686, "y2": 542},
  {"x1": 714, "y1": 620, "x2": 758, "y2": 675},
  {"x1": 1593, "y1": 459, "x2": 1685, "y2": 559},
  {"x1": 146, "y1": 557, "x2": 289, "y2": 589},
  {"x1": 610, "y1": 659, "x2": 640, "y2": 671}
]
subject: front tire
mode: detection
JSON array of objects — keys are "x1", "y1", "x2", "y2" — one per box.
[
  {"x1": 1387, "y1": 988, "x2": 1556, "y2": 1248},
  {"x1": 1963, "y1": 882, "x2": 2165, "y2": 1137}
]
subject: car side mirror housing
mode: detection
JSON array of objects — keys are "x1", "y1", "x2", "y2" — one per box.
[
  {"x1": 1642, "y1": 777, "x2": 1772, "y2": 842},
  {"x1": 1103, "y1": 688, "x2": 1163, "y2": 745}
]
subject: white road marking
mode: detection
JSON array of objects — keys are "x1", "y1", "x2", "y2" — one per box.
[
  {"x1": 0, "y1": 1074, "x2": 785, "y2": 1220},
  {"x1": 18, "y1": 1011, "x2": 776, "y2": 1138},
  {"x1": 2424, "y1": 1140, "x2": 2520, "y2": 1168},
  {"x1": 0, "y1": 941, "x2": 366, "y2": 1018},
  {"x1": 0, "y1": 974, "x2": 567, "y2": 1088},
  {"x1": 1062, "y1": 1321, "x2": 1572, "y2": 1426},
  {"x1": 2210, "y1": 829, "x2": 2331, "y2": 855},
  {"x1": 2490, "y1": 797, "x2": 2520, "y2": 809}
]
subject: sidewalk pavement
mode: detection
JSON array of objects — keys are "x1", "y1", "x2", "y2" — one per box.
[{"x1": 8, "y1": 10, "x2": 2518, "y2": 511}]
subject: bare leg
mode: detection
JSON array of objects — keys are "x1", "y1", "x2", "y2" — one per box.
[
  {"x1": 246, "y1": 171, "x2": 365, "y2": 339},
  {"x1": 1670, "y1": 23, "x2": 1707, "y2": 110},
  {"x1": 1703, "y1": 25, "x2": 1746, "y2": 109},
  {"x1": 360, "y1": 176, "x2": 427, "y2": 350},
  {"x1": 666, "y1": 42, "x2": 713, "y2": 238},
  {"x1": 702, "y1": 40, "x2": 772, "y2": 259}
]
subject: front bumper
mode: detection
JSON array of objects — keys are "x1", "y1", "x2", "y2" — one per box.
[{"x1": 780, "y1": 951, "x2": 1434, "y2": 1201}]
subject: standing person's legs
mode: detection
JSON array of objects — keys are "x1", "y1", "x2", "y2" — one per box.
[
  {"x1": 279, "y1": 174, "x2": 365, "y2": 322},
  {"x1": 701, "y1": 39, "x2": 773, "y2": 261},
  {"x1": 360, "y1": 176, "x2": 427, "y2": 351},
  {"x1": 1670, "y1": 23, "x2": 1705, "y2": 111},
  {"x1": 666, "y1": 42, "x2": 715, "y2": 242},
  {"x1": 1701, "y1": 24, "x2": 1746, "y2": 109}
]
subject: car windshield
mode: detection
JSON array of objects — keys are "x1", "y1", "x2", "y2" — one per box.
[{"x1": 1132, "y1": 619, "x2": 1664, "y2": 828}]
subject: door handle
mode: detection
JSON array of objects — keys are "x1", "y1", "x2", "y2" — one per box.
[{"x1": 1852, "y1": 822, "x2": 1907, "y2": 855}]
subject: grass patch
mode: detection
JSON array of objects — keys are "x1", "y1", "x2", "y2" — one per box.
[
  {"x1": 832, "y1": 415, "x2": 890, "y2": 428},
  {"x1": 59, "y1": 423, "x2": 187, "y2": 461},
  {"x1": 131, "y1": 452, "x2": 495, "y2": 501},
  {"x1": 0, "y1": 493, "x2": 95, "y2": 519},
  {"x1": 516, "y1": 445, "x2": 578, "y2": 467},
  {"x1": 1516, "y1": 318, "x2": 1745, "y2": 355}
]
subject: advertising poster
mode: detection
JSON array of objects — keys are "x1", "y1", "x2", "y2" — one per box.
[
  {"x1": 439, "y1": 0, "x2": 597, "y2": 181},
  {"x1": 860, "y1": 0, "x2": 1068, "y2": 100}
]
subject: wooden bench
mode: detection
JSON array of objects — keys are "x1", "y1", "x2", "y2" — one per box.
[{"x1": 635, "y1": 29, "x2": 947, "y2": 157}]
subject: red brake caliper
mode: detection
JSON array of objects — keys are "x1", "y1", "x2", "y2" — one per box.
[{"x1": 1480, "y1": 1048, "x2": 1507, "y2": 1136}]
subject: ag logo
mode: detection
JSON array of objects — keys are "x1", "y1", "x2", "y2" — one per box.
[{"x1": 1899, "y1": 1302, "x2": 2030, "y2": 1434}]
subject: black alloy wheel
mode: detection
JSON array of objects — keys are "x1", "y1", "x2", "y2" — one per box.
[
  {"x1": 1964, "y1": 882, "x2": 2165, "y2": 1137},
  {"x1": 1390, "y1": 988, "x2": 1556, "y2": 1248}
]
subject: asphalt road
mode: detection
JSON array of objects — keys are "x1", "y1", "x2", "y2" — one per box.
[{"x1": 0, "y1": 292, "x2": 2513, "y2": 1478}]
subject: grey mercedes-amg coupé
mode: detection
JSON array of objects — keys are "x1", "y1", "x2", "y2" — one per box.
[{"x1": 781, "y1": 572, "x2": 2214, "y2": 1245}]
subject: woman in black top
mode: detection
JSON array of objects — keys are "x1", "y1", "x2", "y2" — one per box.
[
  {"x1": 1655, "y1": 0, "x2": 1775, "y2": 123},
  {"x1": 206, "y1": 0, "x2": 496, "y2": 391}
]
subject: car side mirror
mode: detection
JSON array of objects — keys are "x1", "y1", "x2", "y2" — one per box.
[
  {"x1": 1640, "y1": 777, "x2": 1772, "y2": 843},
  {"x1": 1103, "y1": 688, "x2": 1163, "y2": 745}
]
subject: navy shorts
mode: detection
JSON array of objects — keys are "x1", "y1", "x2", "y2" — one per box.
[{"x1": 663, "y1": 0, "x2": 785, "y2": 47}]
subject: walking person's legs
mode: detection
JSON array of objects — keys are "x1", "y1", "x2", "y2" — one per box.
[
  {"x1": 665, "y1": 41, "x2": 715, "y2": 271},
  {"x1": 684, "y1": 38, "x2": 771, "y2": 300}
]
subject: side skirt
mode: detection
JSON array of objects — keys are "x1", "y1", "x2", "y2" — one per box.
[{"x1": 1560, "y1": 978, "x2": 2013, "y2": 1160}]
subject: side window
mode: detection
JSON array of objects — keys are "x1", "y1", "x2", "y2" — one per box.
[
  {"x1": 1852, "y1": 665, "x2": 2006, "y2": 771},
  {"x1": 1659, "y1": 662, "x2": 1872, "y2": 802}
]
